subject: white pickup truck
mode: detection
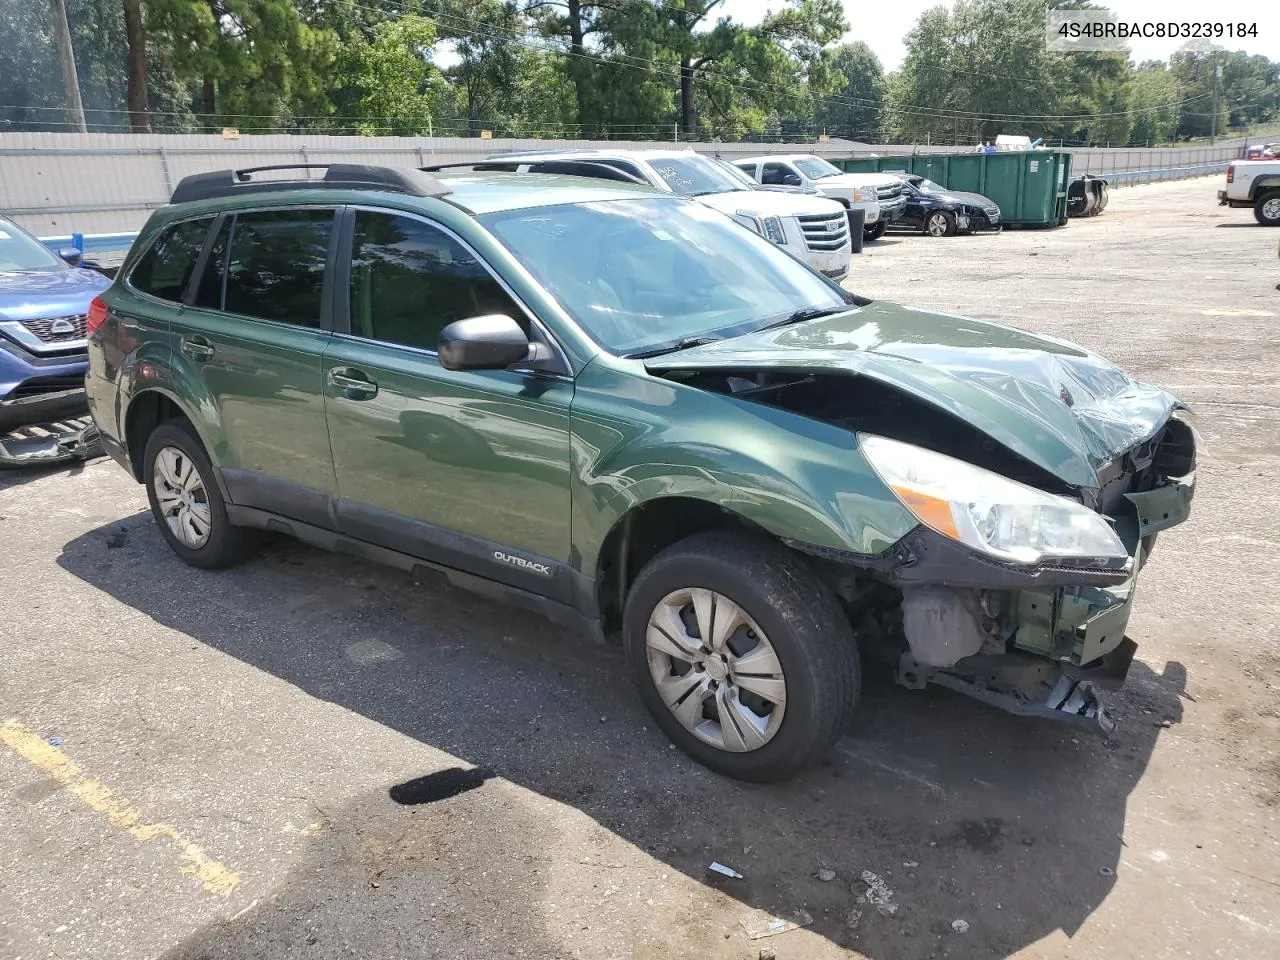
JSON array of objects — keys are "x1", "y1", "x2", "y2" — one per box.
[
  {"x1": 1218, "y1": 159, "x2": 1280, "y2": 225},
  {"x1": 733, "y1": 154, "x2": 909, "y2": 241}
]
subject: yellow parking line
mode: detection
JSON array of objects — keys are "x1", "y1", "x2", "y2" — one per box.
[{"x1": 1, "y1": 719, "x2": 240, "y2": 896}]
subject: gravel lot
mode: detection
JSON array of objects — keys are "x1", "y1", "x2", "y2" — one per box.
[{"x1": 2, "y1": 175, "x2": 1278, "y2": 960}]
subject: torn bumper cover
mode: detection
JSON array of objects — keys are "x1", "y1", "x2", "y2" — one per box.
[
  {"x1": 0, "y1": 420, "x2": 102, "y2": 468},
  {"x1": 795, "y1": 462, "x2": 1195, "y2": 734}
]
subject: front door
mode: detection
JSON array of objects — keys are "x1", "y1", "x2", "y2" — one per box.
[
  {"x1": 321, "y1": 208, "x2": 575, "y2": 599},
  {"x1": 899, "y1": 186, "x2": 927, "y2": 229},
  {"x1": 173, "y1": 207, "x2": 339, "y2": 523}
]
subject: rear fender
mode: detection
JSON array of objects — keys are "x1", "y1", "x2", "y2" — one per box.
[
  {"x1": 1248, "y1": 175, "x2": 1280, "y2": 200},
  {"x1": 120, "y1": 344, "x2": 225, "y2": 475}
]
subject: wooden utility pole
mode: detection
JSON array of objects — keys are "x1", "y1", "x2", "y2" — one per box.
[{"x1": 49, "y1": 0, "x2": 87, "y2": 132}]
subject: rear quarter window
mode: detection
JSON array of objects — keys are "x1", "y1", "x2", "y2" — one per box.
[{"x1": 128, "y1": 218, "x2": 214, "y2": 302}]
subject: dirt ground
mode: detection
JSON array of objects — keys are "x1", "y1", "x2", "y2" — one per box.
[{"x1": 1, "y1": 176, "x2": 1278, "y2": 960}]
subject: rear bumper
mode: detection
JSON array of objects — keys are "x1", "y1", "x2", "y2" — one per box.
[{"x1": 1218, "y1": 189, "x2": 1252, "y2": 208}]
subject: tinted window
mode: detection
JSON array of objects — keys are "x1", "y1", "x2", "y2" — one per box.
[
  {"x1": 761, "y1": 162, "x2": 796, "y2": 185},
  {"x1": 130, "y1": 218, "x2": 213, "y2": 301},
  {"x1": 349, "y1": 211, "x2": 520, "y2": 352},
  {"x1": 194, "y1": 217, "x2": 231, "y2": 309},
  {"x1": 223, "y1": 209, "x2": 333, "y2": 326},
  {"x1": 529, "y1": 160, "x2": 637, "y2": 183}
]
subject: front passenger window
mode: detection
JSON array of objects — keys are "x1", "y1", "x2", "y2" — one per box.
[
  {"x1": 348, "y1": 211, "x2": 522, "y2": 352},
  {"x1": 761, "y1": 163, "x2": 794, "y2": 186}
]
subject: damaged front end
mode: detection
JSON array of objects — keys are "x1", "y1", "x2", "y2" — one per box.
[{"x1": 801, "y1": 410, "x2": 1196, "y2": 734}]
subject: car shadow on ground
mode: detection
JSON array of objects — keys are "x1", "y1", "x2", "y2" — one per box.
[
  {"x1": 0, "y1": 456, "x2": 100, "y2": 492},
  {"x1": 58, "y1": 514, "x2": 1187, "y2": 959}
]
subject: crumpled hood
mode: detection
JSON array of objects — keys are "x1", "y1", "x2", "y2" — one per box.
[
  {"x1": 645, "y1": 301, "x2": 1180, "y2": 489},
  {"x1": 938, "y1": 190, "x2": 999, "y2": 209}
]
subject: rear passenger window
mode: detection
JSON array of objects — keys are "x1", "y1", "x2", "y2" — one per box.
[
  {"x1": 129, "y1": 218, "x2": 212, "y2": 302},
  {"x1": 222, "y1": 209, "x2": 334, "y2": 326},
  {"x1": 348, "y1": 211, "x2": 521, "y2": 352}
]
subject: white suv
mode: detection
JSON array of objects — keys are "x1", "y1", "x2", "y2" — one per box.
[
  {"x1": 734, "y1": 155, "x2": 909, "y2": 242},
  {"x1": 470, "y1": 150, "x2": 854, "y2": 279}
]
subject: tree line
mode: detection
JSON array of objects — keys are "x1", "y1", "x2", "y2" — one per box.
[{"x1": 2, "y1": 0, "x2": 1277, "y2": 144}]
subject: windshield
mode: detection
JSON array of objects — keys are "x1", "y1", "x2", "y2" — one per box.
[
  {"x1": 913, "y1": 178, "x2": 945, "y2": 194},
  {"x1": 647, "y1": 154, "x2": 747, "y2": 196},
  {"x1": 0, "y1": 218, "x2": 64, "y2": 272},
  {"x1": 480, "y1": 198, "x2": 848, "y2": 356},
  {"x1": 793, "y1": 157, "x2": 843, "y2": 180}
]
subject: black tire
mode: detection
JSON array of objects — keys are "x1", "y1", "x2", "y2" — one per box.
[
  {"x1": 1254, "y1": 191, "x2": 1280, "y2": 226},
  {"x1": 863, "y1": 220, "x2": 887, "y2": 242},
  {"x1": 142, "y1": 419, "x2": 258, "y2": 569},
  {"x1": 622, "y1": 531, "x2": 859, "y2": 782},
  {"x1": 923, "y1": 210, "x2": 956, "y2": 237}
]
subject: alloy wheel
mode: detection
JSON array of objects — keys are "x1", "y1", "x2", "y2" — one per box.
[
  {"x1": 1263, "y1": 197, "x2": 1280, "y2": 221},
  {"x1": 153, "y1": 446, "x2": 212, "y2": 548},
  {"x1": 645, "y1": 587, "x2": 787, "y2": 752},
  {"x1": 927, "y1": 213, "x2": 949, "y2": 237}
]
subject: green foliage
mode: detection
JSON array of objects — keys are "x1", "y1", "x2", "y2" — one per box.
[
  {"x1": 0, "y1": 0, "x2": 1275, "y2": 143},
  {"x1": 817, "y1": 42, "x2": 884, "y2": 140},
  {"x1": 331, "y1": 14, "x2": 438, "y2": 135}
]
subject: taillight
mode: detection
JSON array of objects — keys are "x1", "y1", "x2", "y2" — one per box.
[
  {"x1": 86, "y1": 296, "x2": 108, "y2": 335},
  {"x1": 1226, "y1": 165, "x2": 1234, "y2": 184}
]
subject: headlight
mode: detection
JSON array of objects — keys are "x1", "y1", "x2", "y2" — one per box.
[
  {"x1": 859, "y1": 434, "x2": 1129, "y2": 566},
  {"x1": 851, "y1": 189, "x2": 867, "y2": 203},
  {"x1": 735, "y1": 211, "x2": 786, "y2": 244}
]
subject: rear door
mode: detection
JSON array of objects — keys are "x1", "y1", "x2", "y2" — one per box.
[
  {"x1": 321, "y1": 206, "x2": 575, "y2": 598},
  {"x1": 173, "y1": 207, "x2": 340, "y2": 524}
]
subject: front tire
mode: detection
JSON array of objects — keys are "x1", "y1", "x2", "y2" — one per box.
[
  {"x1": 863, "y1": 220, "x2": 887, "y2": 242},
  {"x1": 143, "y1": 420, "x2": 258, "y2": 569},
  {"x1": 924, "y1": 211, "x2": 956, "y2": 237},
  {"x1": 1255, "y1": 191, "x2": 1280, "y2": 226},
  {"x1": 623, "y1": 531, "x2": 859, "y2": 782}
]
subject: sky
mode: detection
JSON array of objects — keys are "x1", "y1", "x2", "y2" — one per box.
[{"x1": 719, "y1": 0, "x2": 1280, "y2": 71}]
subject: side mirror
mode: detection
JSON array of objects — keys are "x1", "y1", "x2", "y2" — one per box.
[
  {"x1": 438, "y1": 314, "x2": 530, "y2": 371},
  {"x1": 782, "y1": 174, "x2": 803, "y2": 187},
  {"x1": 57, "y1": 247, "x2": 83, "y2": 267}
]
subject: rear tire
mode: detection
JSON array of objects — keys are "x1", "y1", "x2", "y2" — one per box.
[
  {"x1": 623, "y1": 531, "x2": 859, "y2": 782},
  {"x1": 863, "y1": 220, "x2": 887, "y2": 242},
  {"x1": 143, "y1": 419, "x2": 258, "y2": 569},
  {"x1": 924, "y1": 211, "x2": 956, "y2": 237},
  {"x1": 1254, "y1": 191, "x2": 1280, "y2": 226}
]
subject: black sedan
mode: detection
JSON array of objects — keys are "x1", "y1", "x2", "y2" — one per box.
[{"x1": 889, "y1": 174, "x2": 1002, "y2": 237}]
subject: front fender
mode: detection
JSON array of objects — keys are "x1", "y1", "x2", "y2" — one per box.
[{"x1": 569, "y1": 361, "x2": 917, "y2": 577}]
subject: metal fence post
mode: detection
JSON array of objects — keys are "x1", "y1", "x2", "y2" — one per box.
[{"x1": 158, "y1": 147, "x2": 173, "y2": 195}]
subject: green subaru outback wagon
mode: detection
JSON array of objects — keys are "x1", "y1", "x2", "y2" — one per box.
[{"x1": 86, "y1": 164, "x2": 1196, "y2": 781}]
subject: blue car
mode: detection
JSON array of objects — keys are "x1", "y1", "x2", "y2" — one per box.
[{"x1": 0, "y1": 215, "x2": 111, "y2": 436}]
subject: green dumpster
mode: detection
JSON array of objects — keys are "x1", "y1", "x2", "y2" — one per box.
[{"x1": 836, "y1": 151, "x2": 1072, "y2": 227}]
